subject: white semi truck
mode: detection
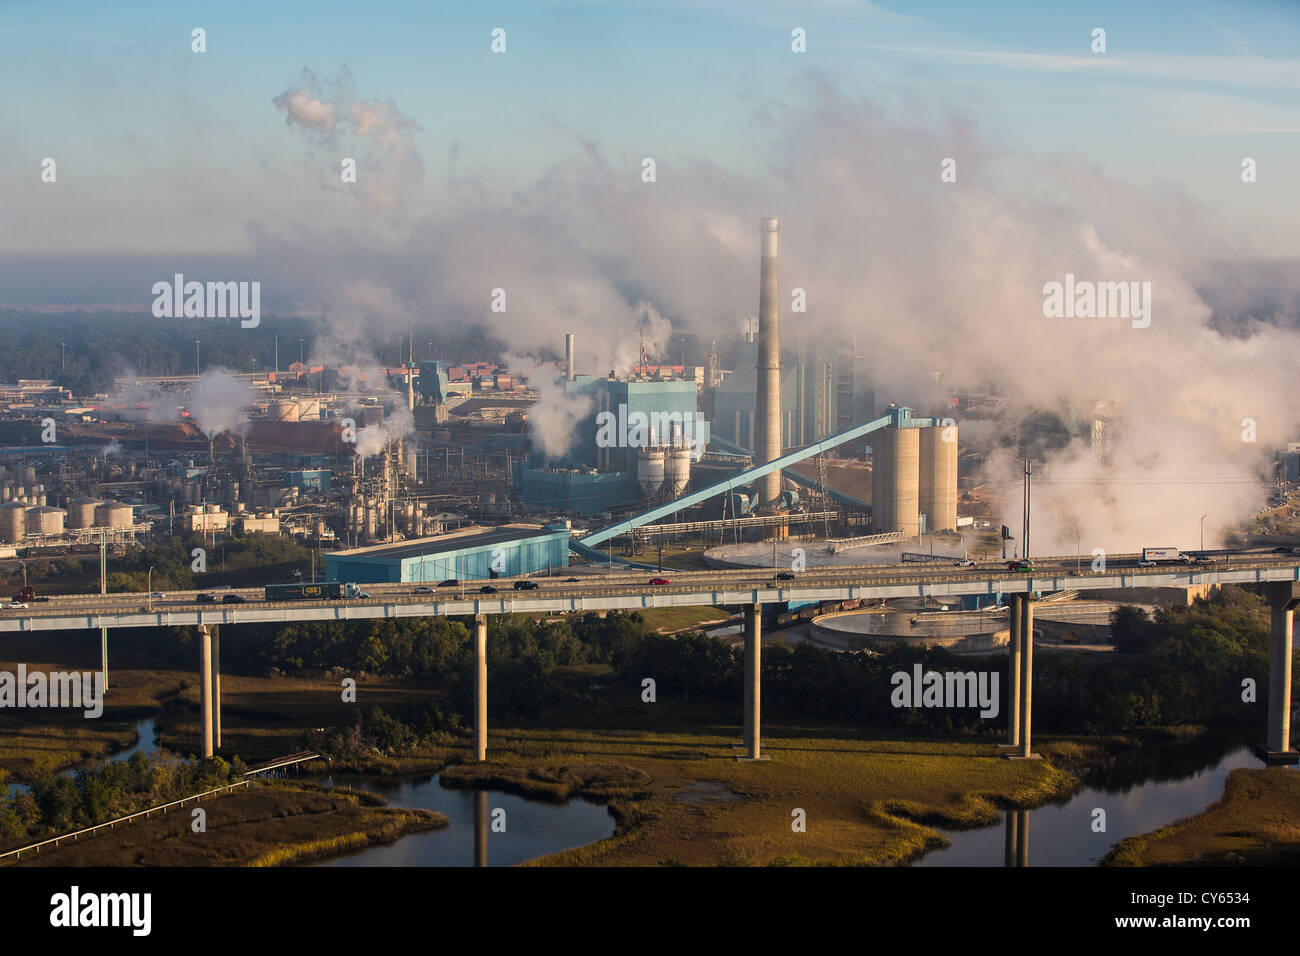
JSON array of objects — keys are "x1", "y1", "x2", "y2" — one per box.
[{"x1": 1138, "y1": 547, "x2": 1189, "y2": 567}]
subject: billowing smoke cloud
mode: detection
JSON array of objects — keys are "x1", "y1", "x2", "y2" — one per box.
[
  {"x1": 353, "y1": 403, "x2": 414, "y2": 458},
  {"x1": 505, "y1": 352, "x2": 593, "y2": 461},
  {"x1": 190, "y1": 369, "x2": 252, "y2": 439},
  {"x1": 251, "y1": 69, "x2": 1300, "y2": 552},
  {"x1": 274, "y1": 67, "x2": 422, "y2": 209}
]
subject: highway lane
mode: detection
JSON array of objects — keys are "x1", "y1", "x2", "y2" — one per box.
[{"x1": 3, "y1": 551, "x2": 1296, "y2": 621}]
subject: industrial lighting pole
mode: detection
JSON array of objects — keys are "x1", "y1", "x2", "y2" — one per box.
[
  {"x1": 1075, "y1": 530, "x2": 1080, "y2": 574},
  {"x1": 1200, "y1": 514, "x2": 1208, "y2": 552},
  {"x1": 299, "y1": 338, "x2": 304, "y2": 366},
  {"x1": 148, "y1": 566, "x2": 154, "y2": 610},
  {"x1": 20, "y1": 560, "x2": 26, "y2": 588},
  {"x1": 60, "y1": 342, "x2": 66, "y2": 371},
  {"x1": 1022, "y1": 458, "x2": 1032, "y2": 561},
  {"x1": 195, "y1": 340, "x2": 201, "y2": 377}
]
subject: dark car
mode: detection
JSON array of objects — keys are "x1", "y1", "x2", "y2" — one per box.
[
  {"x1": 648, "y1": 578, "x2": 670, "y2": 586},
  {"x1": 775, "y1": 572, "x2": 796, "y2": 581},
  {"x1": 513, "y1": 580, "x2": 539, "y2": 590},
  {"x1": 222, "y1": 594, "x2": 246, "y2": 604},
  {"x1": 412, "y1": 585, "x2": 433, "y2": 594},
  {"x1": 438, "y1": 579, "x2": 460, "y2": 587},
  {"x1": 563, "y1": 577, "x2": 580, "y2": 583},
  {"x1": 479, "y1": 585, "x2": 498, "y2": 594},
  {"x1": 1007, "y1": 562, "x2": 1034, "y2": 573},
  {"x1": 196, "y1": 593, "x2": 217, "y2": 603}
]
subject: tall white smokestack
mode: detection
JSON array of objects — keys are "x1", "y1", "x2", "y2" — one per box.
[
  {"x1": 565, "y1": 332, "x2": 575, "y2": 382},
  {"x1": 756, "y1": 218, "x2": 781, "y2": 509}
]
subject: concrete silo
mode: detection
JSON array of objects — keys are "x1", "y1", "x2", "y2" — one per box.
[
  {"x1": 918, "y1": 424, "x2": 958, "y2": 533},
  {"x1": 0, "y1": 502, "x2": 26, "y2": 542},
  {"x1": 872, "y1": 424, "x2": 920, "y2": 537},
  {"x1": 636, "y1": 446, "x2": 665, "y2": 498}
]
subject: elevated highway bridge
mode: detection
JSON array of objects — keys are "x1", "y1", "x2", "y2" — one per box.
[{"x1": 3, "y1": 553, "x2": 1296, "y2": 768}]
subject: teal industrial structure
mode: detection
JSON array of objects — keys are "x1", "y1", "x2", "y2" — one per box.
[{"x1": 325, "y1": 525, "x2": 570, "y2": 583}]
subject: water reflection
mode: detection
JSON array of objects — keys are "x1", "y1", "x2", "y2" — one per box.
[
  {"x1": 920, "y1": 743, "x2": 1263, "y2": 867},
  {"x1": 316, "y1": 774, "x2": 615, "y2": 867}
]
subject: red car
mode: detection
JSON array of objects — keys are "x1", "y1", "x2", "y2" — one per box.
[{"x1": 648, "y1": 577, "x2": 670, "y2": 585}]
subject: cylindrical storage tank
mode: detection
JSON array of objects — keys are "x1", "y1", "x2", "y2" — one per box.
[
  {"x1": 233, "y1": 501, "x2": 246, "y2": 513},
  {"x1": 25, "y1": 506, "x2": 65, "y2": 536},
  {"x1": 20, "y1": 466, "x2": 36, "y2": 486},
  {"x1": 918, "y1": 425, "x2": 958, "y2": 534},
  {"x1": 872, "y1": 425, "x2": 920, "y2": 536},
  {"x1": 69, "y1": 498, "x2": 100, "y2": 529},
  {"x1": 95, "y1": 502, "x2": 134, "y2": 528},
  {"x1": 205, "y1": 503, "x2": 220, "y2": 514},
  {"x1": 35, "y1": 495, "x2": 46, "y2": 507},
  {"x1": 296, "y1": 397, "x2": 320, "y2": 421},
  {"x1": 665, "y1": 447, "x2": 692, "y2": 498},
  {"x1": 0, "y1": 502, "x2": 26, "y2": 542},
  {"x1": 636, "y1": 446, "x2": 665, "y2": 497},
  {"x1": 268, "y1": 399, "x2": 299, "y2": 421},
  {"x1": 405, "y1": 448, "x2": 418, "y2": 478}
]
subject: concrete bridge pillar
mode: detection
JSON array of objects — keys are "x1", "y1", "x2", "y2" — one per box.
[
  {"x1": 1005, "y1": 596, "x2": 1040, "y2": 760},
  {"x1": 1016, "y1": 597, "x2": 1040, "y2": 759},
  {"x1": 198, "y1": 624, "x2": 214, "y2": 759},
  {"x1": 1258, "y1": 583, "x2": 1300, "y2": 765},
  {"x1": 475, "y1": 614, "x2": 488, "y2": 762},
  {"x1": 212, "y1": 624, "x2": 221, "y2": 750},
  {"x1": 1000, "y1": 595, "x2": 1022, "y2": 750},
  {"x1": 738, "y1": 603, "x2": 769, "y2": 761}
]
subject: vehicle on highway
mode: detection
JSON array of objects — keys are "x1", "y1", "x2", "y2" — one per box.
[
  {"x1": 513, "y1": 580, "x2": 539, "y2": 590},
  {"x1": 413, "y1": 586, "x2": 433, "y2": 594},
  {"x1": 479, "y1": 585, "x2": 498, "y2": 594},
  {"x1": 1194, "y1": 555, "x2": 1216, "y2": 564},
  {"x1": 265, "y1": 582, "x2": 369, "y2": 601},
  {"x1": 12, "y1": 586, "x2": 47, "y2": 603},
  {"x1": 438, "y1": 579, "x2": 460, "y2": 587},
  {"x1": 148, "y1": 592, "x2": 166, "y2": 599},
  {"x1": 1141, "y1": 547, "x2": 1190, "y2": 564},
  {"x1": 775, "y1": 571, "x2": 796, "y2": 581},
  {"x1": 6, "y1": 601, "x2": 28, "y2": 609},
  {"x1": 648, "y1": 578, "x2": 670, "y2": 585},
  {"x1": 1137, "y1": 559, "x2": 1156, "y2": 567},
  {"x1": 952, "y1": 559, "x2": 976, "y2": 567},
  {"x1": 196, "y1": 593, "x2": 217, "y2": 603},
  {"x1": 563, "y1": 577, "x2": 580, "y2": 583},
  {"x1": 222, "y1": 594, "x2": 246, "y2": 604},
  {"x1": 1006, "y1": 561, "x2": 1034, "y2": 572}
]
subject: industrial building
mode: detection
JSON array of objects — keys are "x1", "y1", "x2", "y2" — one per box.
[{"x1": 325, "y1": 524, "x2": 570, "y2": 583}]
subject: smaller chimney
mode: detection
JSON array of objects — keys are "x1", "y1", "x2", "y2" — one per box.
[{"x1": 565, "y1": 333, "x2": 576, "y2": 382}]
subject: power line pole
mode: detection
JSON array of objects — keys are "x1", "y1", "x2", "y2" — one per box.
[{"x1": 1022, "y1": 458, "x2": 1032, "y2": 561}]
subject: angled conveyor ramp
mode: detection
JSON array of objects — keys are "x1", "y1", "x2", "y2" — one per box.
[
  {"x1": 709, "y1": 435, "x2": 871, "y2": 511},
  {"x1": 581, "y1": 414, "x2": 891, "y2": 548}
]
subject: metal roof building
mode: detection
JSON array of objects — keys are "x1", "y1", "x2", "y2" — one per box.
[{"x1": 325, "y1": 524, "x2": 570, "y2": 584}]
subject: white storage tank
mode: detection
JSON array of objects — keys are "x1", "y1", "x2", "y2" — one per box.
[
  {"x1": 0, "y1": 502, "x2": 26, "y2": 542},
  {"x1": 26, "y1": 506, "x2": 65, "y2": 536},
  {"x1": 94, "y1": 502, "x2": 134, "y2": 529}
]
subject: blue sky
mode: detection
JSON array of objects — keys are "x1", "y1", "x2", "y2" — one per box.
[{"x1": 5, "y1": 0, "x2": 1300, "y2": 260}]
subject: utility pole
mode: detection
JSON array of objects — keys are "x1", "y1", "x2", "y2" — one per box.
[
  {"x1": 195, "y1": 340, "x2": 201, "y2": 377},
  {"x1": 1022, "y1": 458, "x2": 1032, "y2": 562}
]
